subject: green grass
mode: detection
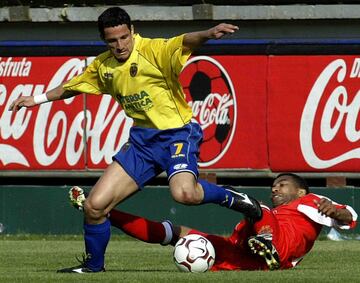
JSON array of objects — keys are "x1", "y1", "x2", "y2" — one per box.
[{"x1": 0, "y1": 235, "x2": 359, "y2": 282}]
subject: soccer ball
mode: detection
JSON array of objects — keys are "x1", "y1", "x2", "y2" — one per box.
[{"x1": 173, "y1": 234, "x2": 216, "y2": 273}]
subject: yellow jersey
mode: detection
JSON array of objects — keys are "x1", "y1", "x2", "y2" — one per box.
[{"x1": 63, "y1": 34, "x2": 193, "y2": 130}]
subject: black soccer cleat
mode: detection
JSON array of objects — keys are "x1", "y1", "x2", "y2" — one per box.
[
  {"x1": 57, "y1": 254, "x2": 105, "y2": 273},
  {"x1": 223, "y1": 186, "x2": 262, "y2": 222},
  {"x1": 57, "y1": 265, "x2": 105, "y2": 273},
  {"x1": 248, "y1": 234, "x2": 280, "y2": 270}
]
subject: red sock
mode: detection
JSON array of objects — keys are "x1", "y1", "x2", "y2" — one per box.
[{"x1": 109, "y1": 210, "x2": 167, "y2": 244}]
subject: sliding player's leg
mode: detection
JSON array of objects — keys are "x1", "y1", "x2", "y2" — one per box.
[
  {"x1": 248, "y1": 205, "x2": 280, "y2": 270},
  {"x1": 69, "y1": 186, "x2": 185, "y2": 246}
]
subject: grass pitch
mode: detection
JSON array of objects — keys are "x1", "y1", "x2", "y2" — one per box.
[{"x1": 0, "y1": 235, "x2": 359, "y2": 283}]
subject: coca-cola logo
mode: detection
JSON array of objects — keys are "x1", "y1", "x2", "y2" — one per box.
[
  {"x1": 0, "y1": 57, "x2": 133, "y2": 168},
  {"x1": 300, "y1": 58, "x2": 360, "y2": 169},
  {"x1": 180, "y1": 56, "x2": 237, "y2": 167}
]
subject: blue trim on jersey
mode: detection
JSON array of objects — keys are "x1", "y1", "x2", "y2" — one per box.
[{"x1": 167, "y1": 169, "x2": 197, "y2": 181}]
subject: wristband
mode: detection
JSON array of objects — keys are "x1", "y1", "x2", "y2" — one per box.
[{"x1": 33, "y1": 93, "x2": 49, "y2": 105}]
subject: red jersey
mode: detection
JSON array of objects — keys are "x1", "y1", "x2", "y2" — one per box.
[
  {"x1": 193, "y1": 193, "x2": 357, "y2": 271},
  {"x1": 270, "y1": 193, "x2": 357, "y2": 268}
]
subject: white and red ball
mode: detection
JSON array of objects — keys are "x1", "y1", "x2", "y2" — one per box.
[{"x1": 173, "y1": 234, "x2": 216, "y2": 273}]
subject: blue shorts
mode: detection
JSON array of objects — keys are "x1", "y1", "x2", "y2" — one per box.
[{"x1": 113, "y1": 122, "x2": 203, "y2": 188}]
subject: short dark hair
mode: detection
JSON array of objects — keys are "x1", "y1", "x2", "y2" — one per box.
[
  {"x1": 275, "y1": 173, "x2": 310, "y2": 194},
  {"x1": 98, "y1": 7, "x2": 132, "y2": 40}
]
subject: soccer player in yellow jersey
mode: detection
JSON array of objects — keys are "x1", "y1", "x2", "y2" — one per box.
[{"x1": 10, "y1": 7, "x2": 263, "y2": 273}]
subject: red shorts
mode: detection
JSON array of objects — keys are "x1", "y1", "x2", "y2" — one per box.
[{"x1": 188, "y1": 222, "x2": 268, "y2": 271}]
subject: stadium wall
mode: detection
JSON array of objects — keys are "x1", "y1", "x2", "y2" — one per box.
[
  {"x1": 1, "y1": 45, "x2": 360, "y2": 181},
  {"x1": 0, "y1": 185, "x2": 358, "y2": 235},
  {"x1": 1, "y1": 4, "x2": 360, "y2": 186}
]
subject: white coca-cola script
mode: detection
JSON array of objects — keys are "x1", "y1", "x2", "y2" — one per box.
[
  {"x1": 300, "y1": 58, "x2": 360, "y2": 169},
  {"x1": 189, "y1": 93, "x2": 233, "y2": 131},
  {"x1": 0, "y1": 57, "x2": 133, "y2": 167}
]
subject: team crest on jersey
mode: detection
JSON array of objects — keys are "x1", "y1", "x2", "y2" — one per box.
[{"x1": 130, "y1": 63, "x2": 138, "y2": 77}]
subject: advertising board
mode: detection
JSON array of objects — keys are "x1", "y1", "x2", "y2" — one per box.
[{"x1": 1, "y1": 55, "x2": 359, "y2": 171}]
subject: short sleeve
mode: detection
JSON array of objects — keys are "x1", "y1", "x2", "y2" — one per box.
[
  {"x1": 147, "y1": 34, "x2": 192, "y2": 77},
  {"x1": 63, "y1": 56, "x2": 109, "y2": 95},
  {"x1": 297, "y1": 193, "x2": 357, "y2": 230}
]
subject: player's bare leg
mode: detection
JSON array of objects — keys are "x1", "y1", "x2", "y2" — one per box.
[
  {"x1": 84, "y1": 162, "x2": 139, "y2": 224},
  {"x1": 169, "y1": 172, "x2": 204, "y2": 204},
  {"x1": 58, "y1": 161, "x2": 139, "y2": 273}
]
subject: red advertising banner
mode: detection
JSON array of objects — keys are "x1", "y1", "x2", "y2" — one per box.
[
  {"x1": 180, "y1": 55, "x2": 268, "y2": 169},
  {"x1": 268, "y1": 56, "x2": 360, "y2": 171},
  {"x1": 0, "y1": 55, "x2": 268, "y2": 170},
  {"x1": 0, "y1": 57, "x2": 87, "y2": 169},
  {"x1": 2, "y1": 55, "x2": 358, "y2": 172}
]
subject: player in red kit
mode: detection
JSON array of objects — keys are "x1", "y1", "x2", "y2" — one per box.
[{"x1": 70, "y1": 173, "x2": 357, "y2": 271}]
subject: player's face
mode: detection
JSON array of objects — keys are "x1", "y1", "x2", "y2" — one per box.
[
  {"x1": 103, "y1": 24, "x2": 134, "y2": 62},
  {"x1": 271, "y1": 176, "x2": 303, "y2": 207}
]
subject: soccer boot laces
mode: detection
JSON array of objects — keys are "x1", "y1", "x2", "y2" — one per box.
[
  {"x1": 248, "y1": 234, "x2": 280, "y2": 270},
  {"x1": 56, "y1": 254, "x2": 105, "y2": 273},
  {"x1": 223, "y1": 186, "x2": 262, "y2": 222},
  {"x1": 69, "y1": 186, "x2": 87, "y2": 211}
]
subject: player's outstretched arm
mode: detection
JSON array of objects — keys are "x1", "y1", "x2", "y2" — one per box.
[
  {"x1": 315, "y1": 198, "x2": 353, "y2": 224},
  {"x1": 183, "y1": 23, "x2": 239, "y2": 51},
  {"x1": 9, "y1": 82, "x2": 80, "y2": 112}
]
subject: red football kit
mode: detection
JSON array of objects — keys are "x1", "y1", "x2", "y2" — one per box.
[{"x1": 189, "y1": 193, "x2": 357, "y2": 271}]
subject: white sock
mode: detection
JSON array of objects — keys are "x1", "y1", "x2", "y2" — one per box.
[{"x1": 161, "y1": 220, "x2": 174, "y2": 245}]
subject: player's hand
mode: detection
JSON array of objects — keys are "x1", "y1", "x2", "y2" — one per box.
[
  {"x1": 208, "y1": 23, "x2": 239, "y2": 40},
  {"x1": 9, "y1": 96, "x2": 36, "y2": 112},
  {"x1": 314, "y1": 198, "x2": 339, "y2": 219}
]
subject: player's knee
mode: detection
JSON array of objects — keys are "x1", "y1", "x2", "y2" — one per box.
[
  {"x1": 171, "y1": 183, "x2": 200, "y2": 204},
  {"x1": 84, "y1": 199, "x2": 106, "y2": 220}
]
